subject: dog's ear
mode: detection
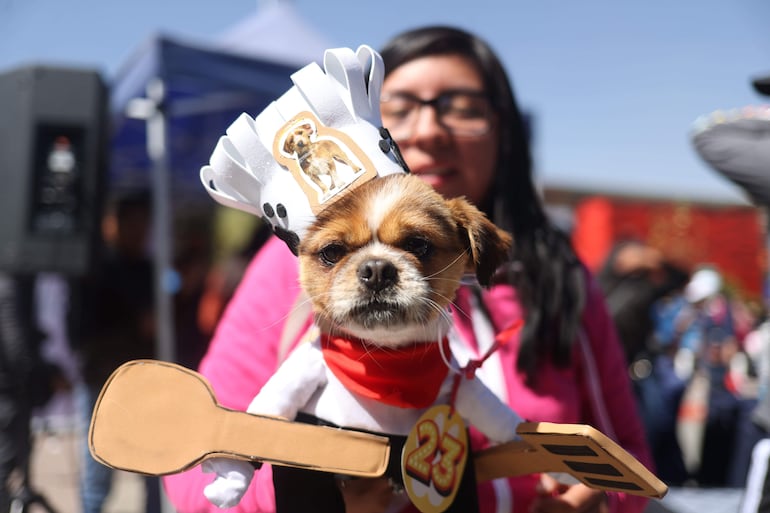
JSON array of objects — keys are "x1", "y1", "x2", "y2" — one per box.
[
  {"x1": 446, "y1": 197, "x2": 512, "y2": 287},
  {"x1": 282, "y1": 134, "x2": 294, "y2": 154}
]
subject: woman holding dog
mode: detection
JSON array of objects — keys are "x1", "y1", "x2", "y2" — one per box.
[{"x1": 164, "y1": 26, "x2": 652, "y2": 513}]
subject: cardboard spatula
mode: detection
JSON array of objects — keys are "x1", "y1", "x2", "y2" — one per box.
[
  {"x1": 89, "y1": 360, "x2": 667, "y2": 498},
  {"x1": 476, "y1": 423, "x2": 668, "y2": 498}
]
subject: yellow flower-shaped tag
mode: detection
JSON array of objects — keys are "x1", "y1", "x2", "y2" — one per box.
[{"x1": 401, "y1": 405, "x2": 468, "y2": 513}]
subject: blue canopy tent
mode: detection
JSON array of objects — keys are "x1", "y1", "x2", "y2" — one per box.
[
  {"x1": 110, "y1": 1, "x2": 332, "y2": 197},
  {"x1": 111, "y1": 36, "x2": 307, "y2": 197},
  {"x1": 108, "y1": 2, "x2": 332, "y2": 364}
]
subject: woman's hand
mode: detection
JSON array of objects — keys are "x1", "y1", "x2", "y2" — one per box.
[{"x1": 530, "y1": 474, "x2": 608, "y2": 513}]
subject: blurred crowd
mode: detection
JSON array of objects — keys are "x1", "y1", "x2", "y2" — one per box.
[{"x1": 598, "y1": 239, "x2": 770, "y2": 489}]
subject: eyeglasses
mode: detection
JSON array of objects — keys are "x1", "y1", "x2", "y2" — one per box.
[{"x1": 380, "y1": 90, "x2": 494, "y2": 140}]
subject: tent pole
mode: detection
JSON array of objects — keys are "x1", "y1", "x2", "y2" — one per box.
[
  {"x1": 128, "y1": 76, "x2": 177, "y2": 513},
  {"x1": 144, "y1": 78, "x2": 176, "y2": 365},
  {"x1": 145, "y1": 77, "x2": 177, "y2": 513}
]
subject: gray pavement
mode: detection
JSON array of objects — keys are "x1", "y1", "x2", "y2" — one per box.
[{"x1": 28, "y1": 429, "x2": 144, "y2": 513}]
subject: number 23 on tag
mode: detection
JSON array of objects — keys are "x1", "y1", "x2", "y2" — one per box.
[{"x1": 401, "y1": 405, "x2": 468, "y2": 513}]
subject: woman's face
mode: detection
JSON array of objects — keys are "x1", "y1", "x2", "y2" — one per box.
[{"x1": 380, "y1": 55, "x2": 499, "y2": 205}]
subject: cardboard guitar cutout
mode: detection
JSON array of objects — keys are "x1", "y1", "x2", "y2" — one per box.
[
  {"x1": 89, "y1": 359, "x2": 389, "y2": 478},
  {"x1": 90, "y1": 360, "x2": 668, "y2": 499}
]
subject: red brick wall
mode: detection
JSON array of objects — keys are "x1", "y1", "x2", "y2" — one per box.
[{"x1": 572, "y1": 196, "x2": 767, "y2": 298}]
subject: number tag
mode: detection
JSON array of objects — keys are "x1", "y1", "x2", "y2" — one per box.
[{"x1": 401, "y1": 405, "x2": 468, "y2": 513}]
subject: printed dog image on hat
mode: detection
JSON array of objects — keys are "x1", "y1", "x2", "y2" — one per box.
[{"x1": 277, "y1": 115, "x2": 368, "y2": 203}]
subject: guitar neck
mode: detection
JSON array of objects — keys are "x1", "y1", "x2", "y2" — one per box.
[{"x1": 214, "y1": 408, "x2": 391, "y2": 478}]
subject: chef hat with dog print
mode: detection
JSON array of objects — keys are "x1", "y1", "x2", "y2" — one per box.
[{"x1": 200, "y1": 45, "x2": 409, "y2": 255}]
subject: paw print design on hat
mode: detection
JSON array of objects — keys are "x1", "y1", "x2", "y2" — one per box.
[{"x1": 200, "y1": 45, "x2": 409, "y2": 255}]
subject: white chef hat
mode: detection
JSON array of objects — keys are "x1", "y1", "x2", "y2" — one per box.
[{"x1": 200, "y1": 45, "x2": 408, "y2": 254}]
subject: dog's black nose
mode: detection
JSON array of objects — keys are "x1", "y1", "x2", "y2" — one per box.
[{"x1": 357, "y1": 259, "x2": 397, "y2": 292}]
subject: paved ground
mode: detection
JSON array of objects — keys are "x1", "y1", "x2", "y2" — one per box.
[
  {"x1": 655, "y1": 487, "x2": 745, "y2": 513},
  {"x1": 28, "y1": 429, "x2": 144, "y2": 513}
]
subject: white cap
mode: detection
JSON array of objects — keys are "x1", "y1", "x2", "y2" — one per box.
[
  {"x1": 684, "y1": 267, "x2": 722, "y2": 303},
  {"x1": 200, "y1": 45, "x2": 408, "y2": 254}
]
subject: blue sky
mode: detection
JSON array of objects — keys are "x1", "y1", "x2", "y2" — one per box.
[{"x1": 2, "y1": 0, "x2": 768, "y2": 204}]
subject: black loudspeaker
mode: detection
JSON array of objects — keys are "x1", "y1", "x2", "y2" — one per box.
[{"x1": 0, "y1": 65, "x2": 107, "y2": 275}]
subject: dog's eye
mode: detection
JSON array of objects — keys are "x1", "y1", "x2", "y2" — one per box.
[
  {"x1": 319, "y1": 243, "x2": 347, "y2": 266},
  {"x1": 402, "y1": 237, "x2": 432, "y2": 259}
]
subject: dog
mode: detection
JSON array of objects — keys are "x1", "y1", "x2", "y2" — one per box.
[
  {"x1": 203, "y1": 173, "x2": 522, "y2": 512},
  {"x1": 282, "y1": 122, "x2": 362, "y2": 197}
]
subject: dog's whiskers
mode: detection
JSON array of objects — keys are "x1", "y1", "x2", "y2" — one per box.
[
  {"x1": 257, "y1": 293, "x2": 316, "y2": 333},
  {"x1": 423, "y1": 251, "x2": 468, "y2": 280}
]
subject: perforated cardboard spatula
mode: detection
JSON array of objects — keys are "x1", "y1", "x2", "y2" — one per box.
[
  {"x1": 89, "y1": 360, "x2": 667, "y2": 498},
  {"x1": 475, "y1": 423, "x2": 668, "y2": 498}
]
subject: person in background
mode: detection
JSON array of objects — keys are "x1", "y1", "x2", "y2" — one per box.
[
  {"x1": 597, "y1": 239, "x2": 690, "y2": 366},
  {"x1": 680, "y1": 267, "x2": 735, "y2": 358},
  {"x1": 163, "y1": 26, "x2": 652, "y2": 513},
  {"x1": 70, "y1": 190, "x2": 156, "y2": 513},
  {"x1": 597, "y1": 239, "x2": 690, "y2": 486},
  {"x1": 676, "y1": 266, "x2": 762, "y2": 487},
  {"x1": 646, "y1": 289, "x2": 692, "y2": 485},
  {"x1": 741, "y1": 309, "x2": 770, "y2": 513},
  {"x1": 172, "y1": 232, "x2": 215, "y2": 371},
  {"x1": 690, "y1": 75, "x2": 770, "y2": 509},
  {"x1": 196, "y1": 222, "x2": 272, "y2": 339},
  {"x1": 0, "y1": 273, "x2": 63, "y2": 512}
]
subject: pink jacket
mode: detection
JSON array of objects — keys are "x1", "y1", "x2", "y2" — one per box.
[{"x1": 163, "y1": 236, "x2": 652, "y2": 513}]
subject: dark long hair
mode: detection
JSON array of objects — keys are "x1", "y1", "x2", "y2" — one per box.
[{"x1": 380, "y1": 26, "x2": 585, "y2": 380}]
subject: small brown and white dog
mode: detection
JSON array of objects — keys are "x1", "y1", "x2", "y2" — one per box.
[
  {"x1": 300, "y1": 172, "x2": 508, "y2": 347},
  {"x1": 282, "y1": 123, "x2": 362, "y2": 196},
  {"x1": 204, "y1": 173, "x2": 523, "y2": 512}
]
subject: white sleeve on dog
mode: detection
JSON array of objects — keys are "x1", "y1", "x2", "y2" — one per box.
[
  {"x1": 455, "y1": 376, "x2": 523, "y2": 444},
  {"x1": 202, "y1": 341, "x2": 326, "y2": 508},
  {"x1": 246, "y1": 339, "x2": 327, "y2": 419}
]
